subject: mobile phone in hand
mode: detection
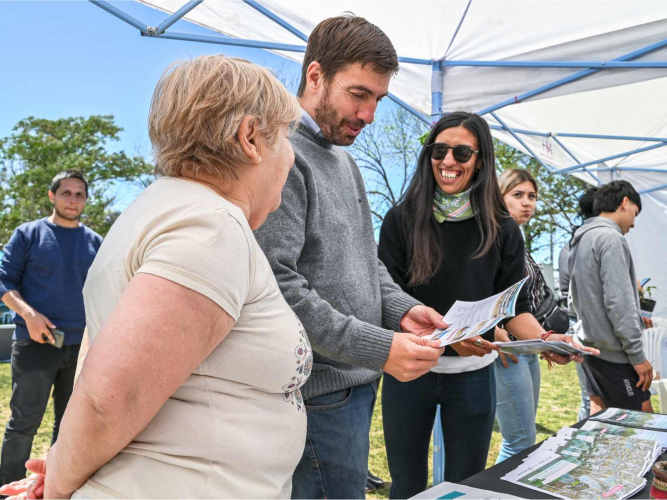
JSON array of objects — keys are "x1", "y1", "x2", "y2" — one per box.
[{"x1": 41, "y1": 328, "x2": 65, "y2": 348}]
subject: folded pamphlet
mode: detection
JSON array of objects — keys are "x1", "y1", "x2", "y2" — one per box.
[
  {"x1": 424, "y1": 277, "x2": 529, "y2": 347},
  {"x1": 494, "y1": 339, "x2": 590, "y2": 356}
]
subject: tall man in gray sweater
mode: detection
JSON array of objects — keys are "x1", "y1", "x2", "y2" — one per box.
[
  {"x1": 254, "y1": 15, "x2": 476, "y2": 500},
  {"x1": 570, "y1": 180, "x2": 653, "y2": 413}
]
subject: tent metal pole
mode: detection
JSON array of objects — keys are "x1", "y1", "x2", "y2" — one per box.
[
  {"x1": 491, "y1": 126, "x2": 667, "y2": 143},
  {"x1": 445, "y1": 0, "x2": 472, "y2": 56},
  {"x1": 144, "y1": 30, "x2": 307, "y2": 52},
  {"x1": 154, "y1": 0, "x2": 203, "y2": 35},
  {"x1": 431, "y1": 60, "x2": 443, "y2": 121},
  {"x1": 240, "y1": 1, "x2": 431, "y2": 125},
  {"x1": 243, "y1": 0, "x2": 308, "y2": 41},
  {"x1": 586, "y1": 166, "x2": 667, "y2": 174},
  {"x1": 639, "y1": 183, "x2": 667, "y2": 194},
  {"x1": 88, "y1": 0, "x2": 148, "y2": 34},
  {"x1": 477, "y1": 34, "x2": 667, "y2": 116},
  {"x1": 490, "y1": 112, "x2": 557, "y2": 173},
  {"x1": 397, "y1": 56, "x2": 433, "y2": 65},
  {"x1": 556, "y1": 132, "x2": 667, "y2": 142},
  {"x1": 443, "y1": 60, "x2": 667, "y2": 69},
  {"x1": 488, "y1": 124, "x2": 550, "y2": 137},
  {"x1": 387, "y1": 94, "x2": 431, "y2": 125},
  {"x1": 550, "y1": 136, "x2": 602, "y2": 184},
  {"x1": 559, "y1": 142, "x2": 667, "y2": 173}
]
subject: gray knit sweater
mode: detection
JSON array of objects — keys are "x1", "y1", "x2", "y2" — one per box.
[{"x1": 254, "y1": 124, "x2": 420, "y2": 400}]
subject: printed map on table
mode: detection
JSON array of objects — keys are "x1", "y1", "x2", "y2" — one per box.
[
  {"x1": 503, "y1": 427, "x2": 659, "y2": 499},
  {"x1": 424, "y1": 277, "x2": 528, "y2": 348},
  {"x1": 590, "y1": 408, "x2": 667, "y2": 431},
  {"x1": 581, "y1": 420, "x2": 667, "y2": 449}
]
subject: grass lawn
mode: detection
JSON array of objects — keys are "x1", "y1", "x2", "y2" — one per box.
[{"x1": 0, "y1": 361, "x2": 660, "y2": 496}]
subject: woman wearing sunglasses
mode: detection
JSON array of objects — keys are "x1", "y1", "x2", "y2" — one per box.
[{"x1": 377, "y1": 111, "x2": 595, "y2": 498}]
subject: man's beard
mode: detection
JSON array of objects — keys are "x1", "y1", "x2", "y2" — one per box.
[
  {"x1": 55, "y1": 206, "x2": 81, "y2": 222},
  {"x1": 314, "y1": 87, "x2": 365, "y2": 146}
]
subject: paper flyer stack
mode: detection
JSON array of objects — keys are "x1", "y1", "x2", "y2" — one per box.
[{"x1": 502, "y1": 409, "x2": 667, "y2": 499}]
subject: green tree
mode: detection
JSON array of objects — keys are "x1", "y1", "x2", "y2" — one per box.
[
  {"x1": 351, "y1": 108, "x2": 429, "y2": 225},
  {"x1": 0, "y1": 115, "x2": 154, "y2": 244}
]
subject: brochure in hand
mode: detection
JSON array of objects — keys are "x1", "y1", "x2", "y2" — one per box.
[
  {"x1": 424, "y1": 277, "x2": 529, "y2": 348},
  {"x1": 494, "y1": 339, "x2": 590, "y2": 356}
]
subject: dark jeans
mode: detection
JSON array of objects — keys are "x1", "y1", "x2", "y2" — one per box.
[
  {"x1": 383, "y1": 364, "x2": 496, "y2": 499},
  {"x1": 291, "y1": 380, "x2": 378, "y2": 499},
  {"x1": 0, "y1": 340, "x2": 80, "y2": 483}
]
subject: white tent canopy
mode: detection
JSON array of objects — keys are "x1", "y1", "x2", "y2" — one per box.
[{"x1": 116, "y1": 0, "x2": 667, "y2": 315}]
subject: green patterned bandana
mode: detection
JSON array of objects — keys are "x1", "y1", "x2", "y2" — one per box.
[{"x1": 433, "y1": 186, "x2": 475, "y2": 222}]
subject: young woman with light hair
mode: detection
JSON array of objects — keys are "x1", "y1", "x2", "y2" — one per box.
[
  {"x1": 2, "y1": 55, "x2": 309, "y2": 499},
  {"x1": 494, "y1": 168, "x2": 569, "y2": 463}
]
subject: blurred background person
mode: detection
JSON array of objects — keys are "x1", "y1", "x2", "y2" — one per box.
[
  {"x1": 571, "y1": 180, "x2": 652, "y2": 414},
  {"x1": 494, "y1": 168, "x2": 569, "y2": 463},
  {"x1": 0, "y1": 170, "x2": 102, "y2": 486},
  {"x1": 558, "y1": 185, "x2": 599, "y2": 422}
]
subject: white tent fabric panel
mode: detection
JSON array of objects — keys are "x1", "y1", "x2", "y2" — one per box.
[
  {"x1": 627, "y1": 196, "x2": 667, "y2": 319},
  {"x1": 138, "y1": 0, "x2": 461, "y2": 114},
  {"x1": 136, "y1": 0, "x2": 667, "y2": 311},
  {"x1": 137, "y1": 1, "x2": 667, "y2": 176}
]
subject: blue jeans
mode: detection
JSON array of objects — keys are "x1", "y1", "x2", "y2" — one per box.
[
  {"x1": 291, "y1": 380, "x2": 378, "y2": 499},
  {"x1": 382, "y1": 365, "x2": 496, "y2": 499},
  {"x1": 0, "y1": 340, "x2": 80, "y2": 483},
  {"x1": 494, "y1": 353, "x2": 540, "y2": 463}
]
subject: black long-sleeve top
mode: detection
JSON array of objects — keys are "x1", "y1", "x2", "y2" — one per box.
[{"x1": 378, "y1": 204, "x2": 531, "y2": 357}]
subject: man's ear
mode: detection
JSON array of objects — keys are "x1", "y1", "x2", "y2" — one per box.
[
  {"x1": 305, "y1": 61, "x2": 324, "y2": 94},
  {"x1": 237, "y1": 116, "x2": 262, "y2": 165},
  {"x1": 48, "y1": 190, "x2": 56, "y2": 205},
  {"x1": 621, "y1": 196, "x2": 630, "y2": 211}
]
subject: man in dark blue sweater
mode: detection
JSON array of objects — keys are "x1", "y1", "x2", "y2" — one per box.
[{"x1": 0, "y1": 170, "x2": 102, "y2": 484}]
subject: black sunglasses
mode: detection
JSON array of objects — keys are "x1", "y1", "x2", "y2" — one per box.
[{"x1": 426, "y1": 143, "x2": 479, "y2": 163}]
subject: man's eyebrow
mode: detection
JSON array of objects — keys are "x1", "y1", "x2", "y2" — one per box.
[{"x1": 347, "y1": 85, "x2": 388, "y2": 99}]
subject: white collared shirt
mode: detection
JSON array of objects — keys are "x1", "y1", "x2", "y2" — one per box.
[{"x1": 299, "y1": 107, "x2": 322, "y2": 136}]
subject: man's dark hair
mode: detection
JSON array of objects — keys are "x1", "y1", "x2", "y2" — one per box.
[
  {"x1": 578, "y1": 186, "x2": 599, "y2": 220},
  {"x1": 50, "y1": 169, "x2": 89, "y2": 197},
  {"x1": 297, "y1": 15, "x2": 399, "y2": 97},
  {"x1": 593, "y1": 180, "x2": 641, "y2": 215}
]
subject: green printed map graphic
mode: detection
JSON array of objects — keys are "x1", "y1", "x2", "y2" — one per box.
[{"x1": 518, "y1": 431, "x2": 651, "y2": 499}]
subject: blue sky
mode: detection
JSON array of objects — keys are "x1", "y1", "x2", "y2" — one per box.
[
  {"x1": 1, "y1": 1, "x2": 301, "y2": 151},
  {"x1": 2, "y1": 1, "x2": 406, "y2": 207}
]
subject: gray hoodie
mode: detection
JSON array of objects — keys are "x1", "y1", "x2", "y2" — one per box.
[{"x1": 569, "y1": 217, "x2": 645, "y2": 365}]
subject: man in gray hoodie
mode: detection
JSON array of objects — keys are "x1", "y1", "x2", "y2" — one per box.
[{"x1": 569, "y1": 180, "x2": 652, "y2": 413}]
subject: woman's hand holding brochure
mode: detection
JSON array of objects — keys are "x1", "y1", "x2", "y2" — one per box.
[{"x1": 495, "y1": 338, "x2": 594, "y2": 357}]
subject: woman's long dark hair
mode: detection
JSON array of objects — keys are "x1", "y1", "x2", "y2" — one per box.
[{"x1": 402, "y1": 111, "x2": 507, "y2": 286}]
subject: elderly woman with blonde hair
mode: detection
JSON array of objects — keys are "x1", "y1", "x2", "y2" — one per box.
[{"x1": 2, "y1": 55, "x2": 310, "y2": 499}]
